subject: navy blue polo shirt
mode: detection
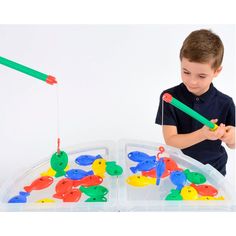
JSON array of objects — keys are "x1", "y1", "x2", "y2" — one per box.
[{"x1": 155, "y1": 83, "x2": 235, "y2": 176}]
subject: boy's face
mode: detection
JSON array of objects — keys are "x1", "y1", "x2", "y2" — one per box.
[{"x1": 181, "y1": 58, "x2": 222, "y2": 96}]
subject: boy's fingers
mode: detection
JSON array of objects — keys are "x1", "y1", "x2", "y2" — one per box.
[{"x1": 211, "y1": 119, "x2": 218, "y2": 123}]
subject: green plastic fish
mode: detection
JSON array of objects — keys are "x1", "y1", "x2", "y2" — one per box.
[
  {"x1": 184, "y1": 169, "x2": 206, "y2": 184},
  {"x1": 79, "y1": 185, "x2": 108, "y2": 197},
  {"x1": 165, "y1": 189, "x2": 183, "y2": 200},
  {"x1": 50, "y1": 151, "x2": 68, "y2": 178},
  {"x1": 106, "y1": 161, "x2": 123, "y2": 176},
  {"x1": 85, "y1": 196, "x2": 108, "y2": 202}
]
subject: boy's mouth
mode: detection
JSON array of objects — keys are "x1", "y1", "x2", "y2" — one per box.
[{"x1": 189, "y1": 87, "x2": 198, "y2": 90}]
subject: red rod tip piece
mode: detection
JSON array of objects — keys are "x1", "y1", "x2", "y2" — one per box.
[
  {"x1": 162, "y1": 93, "x2": 173, "y2": 103},
  {"x1": 46, "y1": 75, "x2": 57, "y2": 85}
]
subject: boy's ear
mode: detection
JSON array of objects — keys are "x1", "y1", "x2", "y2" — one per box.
[{"x1": 214, "y1": 66, "x2": 222, "y2": 77}]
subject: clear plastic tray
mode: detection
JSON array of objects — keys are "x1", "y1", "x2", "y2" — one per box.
[
  {"x1": 0, "y1": 141, "x2": 120, "y2": 212},
  {"x1": 0, "y1": 140, "x2": 235, "y2": 211},
  {"x1": 118, "y1": 139, "x2": 236, "y2": 211}
]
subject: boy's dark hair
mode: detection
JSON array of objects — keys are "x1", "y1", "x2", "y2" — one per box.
[{"x1": 180, "y1": 29, "x2": 224, "y2": 70}]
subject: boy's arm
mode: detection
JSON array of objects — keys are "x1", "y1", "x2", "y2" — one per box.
[
  {"x1": 162, "y1": 125, "x2": 205, "y2": 149},
  {"x1": 163, "y1": 120, "x2": 226, "y2": 149}
]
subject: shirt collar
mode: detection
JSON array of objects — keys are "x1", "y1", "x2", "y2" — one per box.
[{"x1": 180, "y1": 83, "x2": 216, "y2": 102}]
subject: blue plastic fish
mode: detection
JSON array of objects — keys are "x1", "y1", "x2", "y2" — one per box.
[
  {"x1": 128, "y1": 151, "x2": 156, "y2": 162},
  {"x1": 170, "y1": 170, "x2": 187, "y2": 190},
  {"x1": 156, "y1": 158, "x2": 166, "y2": 185},
  {"x1": 75, "y1": 154, "x2": 102, "y2": 166},
  {"x1": 65, "y1": 169, "x2": 94, "y2": 180},
  {"x1": 8, "y1": 191, "x2": 30, "y2": 203},
  {"x1": 130, "y1": 159, "x2": 156, "y2": 174}
]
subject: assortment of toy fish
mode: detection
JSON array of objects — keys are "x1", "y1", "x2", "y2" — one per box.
[
  {"x1": 8, "y1": 151, "x2": 123, "y2": 204},
  {"x1": 126, "y1": 146, "x2": 224, "y2": 201}
]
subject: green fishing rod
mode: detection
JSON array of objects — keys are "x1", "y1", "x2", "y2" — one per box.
[{"x1": 0, "y1": 56, "x2": 57, "y2": 85}]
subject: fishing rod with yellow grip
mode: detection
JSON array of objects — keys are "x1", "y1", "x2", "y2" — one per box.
[{"x1": 162, "y1": 93, "x2": 218, "y2": 131}]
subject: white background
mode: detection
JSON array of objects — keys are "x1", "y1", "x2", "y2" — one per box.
[
  {"x1": 0, "y1": 0, "x2": 236, "y2": 235},
  {"x1": 0, "y1": 25, "x2": 235, "y2": 187}
]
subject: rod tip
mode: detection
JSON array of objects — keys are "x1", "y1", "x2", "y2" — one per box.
[
  {"x1": 46, "y1": 75, "x2": 57, "y2": 85},
  {"x1": 162, "y1": 93, "x2": 172, "y2": 103}
]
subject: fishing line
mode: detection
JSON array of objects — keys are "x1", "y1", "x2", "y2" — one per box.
[{"x1": 56, "y1": 83, "x2": 61, "y2": 154}]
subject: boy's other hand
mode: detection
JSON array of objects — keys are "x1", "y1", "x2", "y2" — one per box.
[
  {"x1": 200, "y1": 119, "x2": 226, "y2": 141},
  {"x1": 220, "y1": 126, "x2": 235, "y2": 148}
]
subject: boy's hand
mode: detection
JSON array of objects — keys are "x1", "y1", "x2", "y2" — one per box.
[
  {"x1": 200, "y1": 119, "x2": 226, "y2": 141},
  {"x1": 220, "y1": 126, "x2": 235, "y2": 148}
]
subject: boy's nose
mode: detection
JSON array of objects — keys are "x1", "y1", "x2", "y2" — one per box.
[{"x1": 189, "y1": 78, "x2": 198, "y2": 86}]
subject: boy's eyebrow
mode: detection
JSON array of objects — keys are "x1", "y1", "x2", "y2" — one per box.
[{"x1": 183, "y1": 67, "x2": 190, "y2": 72}]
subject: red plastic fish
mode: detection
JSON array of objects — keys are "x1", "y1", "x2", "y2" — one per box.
[
  {"x1": 24, "y1": 176, "x2": 53, "y2": 193},
  {"x1": 62, "y1": 189, "x2": 82, "y2": 202},
  {"x1": 53, "y1": 178, "x2": 74, "y2": 199},
  {"x1": 142, "y1": 167, "x2": 169, "y2": 178},
  {"x1": 73, "y1": 175, "x2": 103, "y2": 187},
  {"x1": 190, "y1": 184, "x2": 218, "y2": 197},
  {"x1": 163, "y1": 157, "x2": 182, "y2": 171}
]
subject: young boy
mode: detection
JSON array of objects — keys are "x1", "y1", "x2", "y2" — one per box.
[{"x1": 155, "y1": 29, "x2": 235, "y2": 176}]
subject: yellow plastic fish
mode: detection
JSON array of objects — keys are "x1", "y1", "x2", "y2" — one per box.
[
  {"x1": 40, "y1": 165, "x2": 70, "y2": 177},
  {"x1": 92, "y1": 158, "x2": 106, "y2": 178},
  {"x1": 36, "y1": 198, "x2": 55, "y2": 203},
  {"x1": 181, "y1": 186, "x2": 198, "y2": 200},
  {"x1": 198, "y1": 196, "x2": 224, "y2": 200},
  {"x1": 126, "y1": 175, "x2": 156, "y2": 187}
]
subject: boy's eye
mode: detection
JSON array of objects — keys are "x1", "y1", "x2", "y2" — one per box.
[
  {"x1": 199, "y1": 75, "x2": 206, "y2": 78},
  {"x1": 183, "y1": 71, "x2": 190, "y2": 75}
]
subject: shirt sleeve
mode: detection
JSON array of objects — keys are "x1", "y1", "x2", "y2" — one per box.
[
  {"x1": 155, "y1": 91, "x2": 178, "y2": 126},
  {"x1": 226, "y1": 98, "x2": 235, "y2": 126}
]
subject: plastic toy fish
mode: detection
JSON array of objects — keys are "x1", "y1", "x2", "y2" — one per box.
[
  {"x1": 128, "y1": 151, "x2": 156, "y2": 162},
  {"x1": 40, "y1": 164, "x2": 70, "y2": 177},
  {"x1": 105, "y1": 161, "x2": 123, "y2": 176},
  {"x1": 142, "y1": 167, "x2": 169, "y2": 178},
  {"x1": 92, "y1": 158, "x2": 106, "y2": 178},
  {"x1": 165, "y1": 189, "x2": 183, "y2": 200},
  {"x1": 184, "y1": 169, "x2": 206, "y2": 184},
  {"x1": 53, "y1": 178, "x2": 74, "y2": 199},
  {"x1": 24, "y1": 176, "x2": 54, "y2": 193},
  {"x1": 198, "y1": 196, "x2": 224, "y2": 200},
  {"x1": 65, "y1": 169, "x2": 94, "y2": 180},
  {"x1": 50, "y1": 151, "x2": 69, "y2": 178},
  {"x1": 8, "y1": 191, "x2": 30, "y2": 203},
  {"x1": 79, "y1": 185, "x2": 109, "y2": 197},
  {"x1": 163, "y1": 157, "x2": 181, "y2": 172},
  {"x1": 190, "y1": 184, "x2": 218, "y2": 197},
  {"x1": 85, "y1": 196, "x2": 108, "y2": 202},
  {"x1": 170, "y1": 170, "x2": 187, "y2": 190},
  {"x1": 180, "y1": 186, "x2": 198, "y2": 200},
  {"x1": 61, "y1": 189, "x2": 82, "y2": 202},
  {"x1": 75, "y1": 154, "x2": 102, "y2": 166},
  {"x1": 126, "y1": 175, "x2": 156, "y2": 187},
  {"x1": 143, "y1": 158, "x2": 180, "y2": 179},
  {"x1": 156, "y1": 158, "x2": 166, "y2": 185},
  {"x1": 73, "y1": 175, "x2": 103, "y2": 187},
  {"x1": 142, "y1": 168, "x2": 157, "y2": 178},
  {"x1": 36, "y1": 198, "x2": 55, "y2": 203},
  {"x1": 130, "y1": 159, "x2": 156, "y2": 174}
]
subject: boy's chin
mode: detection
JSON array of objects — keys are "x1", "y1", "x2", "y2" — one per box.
[{"x1": 187, "y1": 87, "x2": 203, "y2": 96}]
